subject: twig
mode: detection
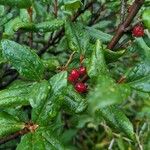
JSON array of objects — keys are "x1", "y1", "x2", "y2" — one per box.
[
  {"x1": 135, "y1": 134, "x2": 143, "y2": 150},
  {"x1": 38, "y1": 0, "x2": 95, "y2": 56},
  {"x1": 107, "y1": 0, "x2": 145, "y2": 50},
  {"x1": 64, "y1": 51, "x2": 76, "y2": 69},
  {"x1": 54, "y1": 0, "x2": 58, "y2": 18},
  {"x1": 108, "y1": 138, "x2": 115, "y2": 150},
  {"x1": 117, "y1": 75, "x2": 126, "y2": 84},
  {"x1": 27, "y1": 7, "x2": 33, "y2": 48},
  {"x1": 58, "y1": 51, "x2": 76, "y2": 70},
  {"x1": 0, "y1": 122, "x2": 38, "y2": 145}
]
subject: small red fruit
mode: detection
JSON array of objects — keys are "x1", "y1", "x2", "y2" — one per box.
[
  {"x1": 79, "y1": 66, "x2": 86, "y2": 76},
  {"x1": 68, "y1": 75, "x2": 76, "y2": 84},
  {"x1": 132, "y1": 25, "x2": 144, "y2": 37},
  {"x1": 75, "y1": 82, "x2": 87, "y2": 93},
  {"x1": 70, "y1": 69, "x2": 80, "y2": 80}
]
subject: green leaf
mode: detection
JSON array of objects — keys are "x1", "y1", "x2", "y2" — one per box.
[
  {"x1": 0, "y1": 82, "x2": 34, "y2": 108},
  {"x1": 4, "y1": 17, "x2": 23, "y2": 36},
  {"x1": 97, "y1": 105, "x2": 135, "y2": 139},
  {"x1": 63, "y1": 85, "x2": 87, "y2": 113},
  {"x1": 0, "y1": 0, "x2": 32, "y2": 8},
  {"x1": 87, "y1": 75, "x2": 131, "y2": 111},
  {"x1": 142, "y1": 9, "x2": 150, "y2": 29},
  {"x1": 32, "y1": 71, "x2": 67, "y2": 126},
  {"x1": 127, "y1": 38, "x2": 150, "y2": 82},
  {"x1": 0, "y1": 46, "x2": 5, "y2": 64},
  {"x1": 64, "y1": 0, "x2": 82, "y2": 11},
  {"x1": 127, "y1": 38, "x2": 150, "y2": 92},
  {"x1": 29, "y1": 80, "x2": 51, "y2": 108},
  {"x1": 0, "y1": 80, "x2": 50, "y2": 108},
  {"x1": 0, "y1": 111, "x2": 25, "y2": 138},
  {"x1": 42, "y1": 58, "x2": 60, "y2": 71},
  {"x1": 14, "y1": 19, "x2": 64, "y2": 33},
  {"x1": 1, "y1": 40, "x2": 44, "y2": 81},
  {"x1": 49, "y1": 71, "x2": 68, "y2": 93},
  {"x1": 65, "y1": 21, "x2": 89, "y2": 54},
  {"x1": 104, "y1": 48, "x2": 126, "y2": 63},
  {"x1": 17, "y1": 127, "x2": 65, "y2": 150},
  {"x1": 35, "y1": 20, "x2": 64, "y2": 32},
  {"x1": 86, "y1": 26, "x2": 113, "y2": 43},
  {"x1": 128, "y1": 75, "x2": 150, "y2": 92},
  {"x1": 0, "y1": 12, "x2": 13, "y2": 26},
  {"x1": 87, "y1": 40, "x2": 108, "y2": 78}
]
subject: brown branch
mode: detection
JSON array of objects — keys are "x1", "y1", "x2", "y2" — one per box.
[
  {"x1": 38, "y1": 0, "x2": 95, "y2": 56},
  {"x1": 107, "y1": 0, "x2": 145, "y2": 50},
  {"x1": 0, "y1": 122, "x2": 38, "y2": 145},
  {"x1": 54, "y1": 0, "x2": 58, "y2": 18},
  {"x1": 27, "y1": 7, "x2": 33, "y2": 48}
]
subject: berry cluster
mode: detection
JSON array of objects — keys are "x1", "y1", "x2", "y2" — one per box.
[
  {"x1": 68, "y1": 66, "x2": 88, "y2": 93},
  {"x1": 132, "y1": 25, "x2": 144, "y2": 37}
]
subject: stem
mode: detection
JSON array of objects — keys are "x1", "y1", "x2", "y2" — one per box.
[
  {"x1": 0, "y1": 122, "x2": 38, "y2": 145},
  {"x1": 27, "y1": 7, "x2": 33, "y2": 48},
  {"x1": 108, "y1": 138, "x2": 115, "y2": 150},
  {"x1": 107, "y1": 0, "x2": 145, "y2": 50},
  {"x1": 64, "y1": 51, "x2": 76, "y2": 69},
  {"x1": 54, "y1": 0, "x2": 58, "y2": 18}
]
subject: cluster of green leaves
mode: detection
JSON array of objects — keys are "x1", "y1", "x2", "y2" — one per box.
[{"x1": 0, "y1": 0, "x2": 150, "y2": 150}]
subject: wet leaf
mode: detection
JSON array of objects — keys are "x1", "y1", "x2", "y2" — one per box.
[
  {"x1": 0, "y1": 111, "x2": 25, "y2": 138},
  {"x1": 1, "y1": 40, "x2": 44, "y2": 81}
]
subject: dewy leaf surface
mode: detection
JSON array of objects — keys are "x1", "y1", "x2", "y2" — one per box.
[
  {"x1": 32, "y1": 71, "x2": 68, "y2": 126},
  {"x1": 63, "y1": 85, "x2": 87, "y2": 114},
  {"x1": 127, "y1": 38, "x2": 150, "y2": 92},
  {"x1": 87, "y1": 75, "x2": 131, "y2": 110},
  {"x1": 14, "y1": 19, "x2": 64, "y2": 33},
  {"x1": 87, "y1": 40, "x2": 108, "y2": 78},
  {"x1": 1, "y1": 40, "x2": 44, "y2": 81},
  {"x1": 0, "y1": 82, "x2": 34, "y2": 108},
  {"x1": 0, "y1": 111, "x2": 25, "y2": 138},
  {"x1": 65, "y1": 21, "x2": 89, "y2": 54},
  {"x1": 97, "y1": 105, "x2": 135, "y2": 139}
]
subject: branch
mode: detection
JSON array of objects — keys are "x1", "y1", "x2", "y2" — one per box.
[
  {"x1": 107, "y1": 0, "x2": 145, "y2": 50},
  {"x1": 54, "y1": 0, "x2": 58, "y2": 18},
  {"x1": 38, "y1": 0, "x2": 95, "y2": 56},
  {"x1": 0, "y1": 122, "x2": 38, "y2": 145}
]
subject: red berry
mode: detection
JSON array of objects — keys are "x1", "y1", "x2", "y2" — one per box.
[
  {"x1": 79, "y1": 66, "x2": 86, "y2": 76},
  {"x1": 75, "y1": 82, "x2": 87, "y2": 93},
  {"x1": 68, "y1": 75, "x2": 76, "y2": 84},
  {"x1": 132, "y1": 25, "x2": 144, "y2": 37},
  {"x1": 70, "y1": 69, "x2": 80, "y2": 80}
]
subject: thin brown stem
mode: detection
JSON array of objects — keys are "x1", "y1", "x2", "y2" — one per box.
[
  {"x1": 0, "y1": 122, "x2": 38, "y2": 145},
  {"x1": 27, "y1": 7, "x2": 33, "y2": 48},
  {"x1": 64, "y1": 51, "x2": 76, "y2": 69},
  {"x1": 54, "y1": 0, "x2": 58, "y2": 18},
  {"x1": 107, "y1": 0, "x2": 145, "y2": 50}
]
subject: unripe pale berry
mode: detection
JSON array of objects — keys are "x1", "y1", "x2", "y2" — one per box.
[
  {"x1": 75, "y1": 82, "x2": 87, "y2": 93},
  {"x1": 132, "y1": 25, "x2": 144, "y2": 37}
]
